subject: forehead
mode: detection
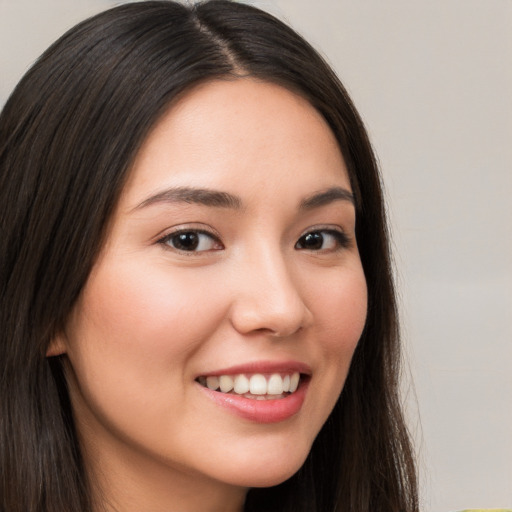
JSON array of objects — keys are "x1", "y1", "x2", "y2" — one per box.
[{"x1": 121, "y1": 78, "x2": 351, "y2": 209}]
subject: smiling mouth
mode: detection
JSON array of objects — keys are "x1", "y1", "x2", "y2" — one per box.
[{"x1": 196, "y1": 372, "x2": 303, "y2": 400}]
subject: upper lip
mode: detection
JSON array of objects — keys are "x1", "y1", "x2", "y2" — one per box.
[{"x1": 197, "y1": 360, "x2": 312, "y2": 377}]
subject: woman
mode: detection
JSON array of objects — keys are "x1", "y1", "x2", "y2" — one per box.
[{"x1": 0, "y1": 1, "x2": 418, "y2": 511}]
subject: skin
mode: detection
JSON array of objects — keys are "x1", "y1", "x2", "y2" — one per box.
[{"x1": 50, "y1": 79, "x2": 368, "y2": 512}]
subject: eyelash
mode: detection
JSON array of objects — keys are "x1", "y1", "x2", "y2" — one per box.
[
  {"x1": 157, "y1": 227, "x2": 350, "y2": 254},
  {"x1": 295, "y1": 228, "x2": 351, "y2": 252},
  {"x1": 158, "y1": 229, "x2": 223, "y2": 253}
]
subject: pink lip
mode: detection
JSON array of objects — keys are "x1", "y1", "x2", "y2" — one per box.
[
  {"x1": 198, "y1": 378, "x2": 309, "y2": 423},
  {"x1": 195, "y1": 360, "x2": 311, "y2": 424},
  {"x1": 197, "y1": 360, "x2": 312, "y2": 377}
]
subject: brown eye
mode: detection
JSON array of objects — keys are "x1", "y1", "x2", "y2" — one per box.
[
  {"x1": 295, "y1": 230, "x2": 349, "y2": 251},
  {"x1": 162, "y1": 231, "x2": 222, "y2": 252},
  {"x1": 297, "y1": 232, "x2": 324, "y2": 250}
]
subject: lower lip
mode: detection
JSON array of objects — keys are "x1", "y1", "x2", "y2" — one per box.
[{"x1": 198, "y1": 379, "x2": 309, "y2": 424}]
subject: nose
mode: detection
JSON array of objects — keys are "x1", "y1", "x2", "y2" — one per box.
[{"x1": 228, "y1": 248, "x2": 313, "y2": 338}]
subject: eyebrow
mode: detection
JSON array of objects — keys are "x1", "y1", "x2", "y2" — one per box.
[
  {"x1": 132, "y1": 186, "x2": 243, "y2": 211},
  {"x1": 299, "y1": 187, "x2": 355, "y2": 210},
  {"x1": 132, "y1": 185, "x2": 354, "y2": 212}
]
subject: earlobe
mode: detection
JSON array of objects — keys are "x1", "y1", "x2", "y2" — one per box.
[{"x1": 46, "y1": 333, "x2": 68, "y2": 357}]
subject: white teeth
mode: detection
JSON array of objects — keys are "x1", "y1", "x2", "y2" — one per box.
[
  {"x1": 206, "y1": 376, "x2": 219, "y2": 390},
  {"x1": 249, "y1": 374, "x2": 267, "y2": 395},
  {"x1": 289, "y1": 372, "x2": 300, "y2": 393},
  {"x1": 200, "y1": 371, "x2": 302, "y2": 398},
  {"x1": 267, "y1": 374, "x2": 284, "y2": 395},
  {"x1": 219, "y1": 375, "x2": 234, "y2": 393},
  {"x1": 234, "y1": 374, "x2": 250, "y2": 394}
]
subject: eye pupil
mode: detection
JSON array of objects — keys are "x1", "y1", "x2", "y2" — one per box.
[
  {"x1": 173, "y1": 232, "x2": 199, "y2": 251},
  {"x1": 301, "y1": 232, "x2": 323, "y2": 250}
]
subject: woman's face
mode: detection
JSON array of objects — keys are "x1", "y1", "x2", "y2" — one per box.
[{"x1": 54, "y1": 79, "x2": 367, "y2": 506}]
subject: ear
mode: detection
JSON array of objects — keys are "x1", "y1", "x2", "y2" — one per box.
[{"x1": 46, "y1": 332, "x2": 68, "y2": 357}]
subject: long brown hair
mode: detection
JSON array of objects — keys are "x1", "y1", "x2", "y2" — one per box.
[{"x1": 0, "y1": 1, "x2": 418, "y2": 510}]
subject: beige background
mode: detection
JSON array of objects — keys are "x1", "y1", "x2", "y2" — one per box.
[{"x1": 1, "y1": 0, "x2": 511, "y2": 510}]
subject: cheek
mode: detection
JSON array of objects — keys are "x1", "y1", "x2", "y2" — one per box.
[
  {"x1": 63, "y1": 261, "x2": 226, "y2": 420},
  {"x1": 302, "y1": 263, "x2": 367, "y2": 432},
  {"x1": 316, "y1": 265, "x2": 368, "y2": 356},
  {"x1": 70, "y1": 261, "x2": 223, "y2": 361},
  {"x1": 62, "y1": 261, "x2": 232, "y2": 455}
]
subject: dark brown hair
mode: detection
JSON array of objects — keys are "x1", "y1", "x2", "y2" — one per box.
[{"x1": 0, "y1": 1, "x2": 418, "y2": 510}]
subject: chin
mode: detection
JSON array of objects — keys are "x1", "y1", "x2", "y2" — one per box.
[
  {"x1": 242, "y1": 467, "x2": 304, "y2": 489},
  {"x1": 215, "y1": 445, "x2": 311, "y2": 489}
]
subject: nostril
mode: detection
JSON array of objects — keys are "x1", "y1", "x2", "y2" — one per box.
[{"x1": 229, "y1": 305, "x2": 307, "y2": 339}]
